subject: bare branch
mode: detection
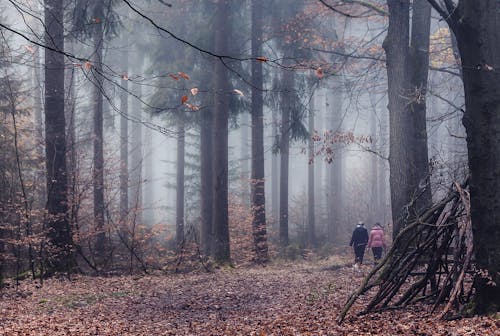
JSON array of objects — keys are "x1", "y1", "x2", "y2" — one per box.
[
  {"x1": 318, "y1": 0, "x2": 367, "y2": 18},
  {"x1": 343, "y1": 0, "x2": 388, "y2": 16}
]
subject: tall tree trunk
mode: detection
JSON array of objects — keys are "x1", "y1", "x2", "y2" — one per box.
[
  {"x1": 279, "y1": 64, "x2": 293, "y2": 247},
  {"x1": 44, "y1": 0, "x2": 73, "y2": 272},
  {"x1": 409, "y1": 0, "x2": 432, "y2": 211},
  {"x1": 92, "y1": 24, "x2": 106, "y2": 258},
  {"x1": 143, "y1": 114, "x2": 154, "y2": 225},
  {"x1": 119, "y1": 50, "x2": 129, "y2": 224},
  {"x1": 240, "y1": 111, "x2": 250, "y2": 203},
  {"x1": 130, "y1": 60, "x2": 143, "y2": 225},
  {"x1": 250, "y1": 0, "x2": 269, "y2": 263},
  {"x1": 200, "y1": 106, "x2": 213, "y2": 255},
  {"x1": 176, "y1": 115, "x2": 185, "y2": 249},
  {"x1": 328, "y1": 79, "x2": 344, "y2": 243},
  {"x1": 437, "y1": 0, "x2": 500, "y2": 314},
  {"x1": 369, "y1": 95, "x2": 379, "y2": 224},
  {"x1": 383, "y1": 0, "x2": 413, "y2": 240},
  {"x1": 211, "y1": 0, "x2": 231, "y2": 263},
  {"x1": 271, "y1": 106, "x2": 279, "y2": 225},
  {"x1": 33, "y1": 39, "x2": 45, "y2": 209},
  {"x1": 65, "y1": 39, "x2": 78, "y2": 237},
  {"x1": 307, "y1": 95, "x2": 316, "y2": 248}
]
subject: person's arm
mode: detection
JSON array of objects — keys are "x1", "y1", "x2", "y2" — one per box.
[
  {"x1": 367, "y1": 231, "x2": 373, "y2": 248},
  {"x1": 349, "y1": 231, "x2": 355, "y2": 246}
]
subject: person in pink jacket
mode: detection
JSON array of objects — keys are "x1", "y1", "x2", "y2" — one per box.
[{"x1": 367, "y1": 222, "x2": 386, "y2": 264}]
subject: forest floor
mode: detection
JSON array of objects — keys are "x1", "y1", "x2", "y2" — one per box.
[{"x1": 1, "y1": 256, "x2": 499, "y2": 335}]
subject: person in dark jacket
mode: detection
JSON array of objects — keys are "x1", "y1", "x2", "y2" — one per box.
[{"x1": 349, "y1": 221, "x2": 369, "y2": 265}]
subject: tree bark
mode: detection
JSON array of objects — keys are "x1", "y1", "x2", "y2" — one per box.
[
  {"x1": 250, "y1": 0, "x2": 269, "y2": 263},
  {"x1": 307, "y1": 95, "x2": 316, "y2": 248},
  {"x1": 383, "y1": 0, "x2": 413, "y2": 239},
  {"x1": 44, "y1": 0, "x2": 73, "y2": 272},
  {"x1": 271, "y1": 105, "x2": 279, "y2": 226},
  {"x1": 409, "y1": 0, "x2": 432, "y2": 212},
  {"x1": 176, "y1": 114, "x2": 185, "y2": 249},
  {"x1": 143, "y1": 114, "x2": 154, "y2": 225},
  {"x1": 119, "y1": 50, "x2": 129, "y2": 224},
  {"x1": 211, "y1": 0, "x2": 231, "y2": 263},
  {"x1": 130, "y1": 60, "x2": 143, "y2": 226},
  {"x1": 200, "y1": 106, "x2": 213, "y2": 255},
  {"x1": 329, "y1": 79, "x2": 344, "y2": 243},
  {"x1": 279, "y1": 65, "x2": 293, "y2": 248},
  {"x1": 92, "y1": 24, "x2": 106, "y2": 259},
  {"x1": 446, "y1": 0, "x2": 500, "y2": 314}
]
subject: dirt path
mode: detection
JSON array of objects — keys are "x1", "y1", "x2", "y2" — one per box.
[{"x1": 1, "y1": 260, "x2": 498, "y2": 335}]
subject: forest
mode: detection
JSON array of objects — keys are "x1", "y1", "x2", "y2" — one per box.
[{"x1": 0, "y1": 0, "x2": 499, "y2": 335}]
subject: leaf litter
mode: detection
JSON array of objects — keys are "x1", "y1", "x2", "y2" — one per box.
[{"x1": 0, "y1": 258, "x2": 498, "y2": 335}]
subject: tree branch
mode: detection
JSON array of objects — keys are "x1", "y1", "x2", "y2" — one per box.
[
  {"x1": 318, "y1": 0, "x2": 366, "y2": 18},
  {"x1": 343, "y1": 0, "x2": 388, "y2": 16}
]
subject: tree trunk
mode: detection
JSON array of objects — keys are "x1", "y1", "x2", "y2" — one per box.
[
  {"x1": 250, "y1": 0, "x2": 269, "y2": 263},
  {"x1": 44, "y1": 0, "x2": 73, "y2": 272},
  {"x1": 369, "y1": 96, "x2": 379, "y2": 225},
  {"x1": 176, "y1": 115, "x2": 185, "y2": 249},
  {"x1": 383, "y1": 0, "x2": 413, "y2": 240},
  {"x1": 271, "y1": 106, "x2": 279, "y2": 226},
  {"x1": 329, "y1": 79, "x2": 344, "y2": 243},
  {"x1": 200, "y1": 106, "x2": 213, "y2": 255},
  {"x1": 409, "y1": 0, "x2": 432, "y2": 212},
  {"x1": 307, "y1": 95, "x2": 316, "y2": 248},
  {"x1": 33, "y1": 39, "x2": 45, "y2": 209},
  {"x1": 449, "y1": 0, "x2": 500, "y2": 314},
  {"x1": 211, "y1": 0, "x2": 231, "y2": 263},
  {"x1": 279, "y1": 65, "x2": 293, "y2": 248},
  {"x1": 119, "y1": 50, "x2": 129, "y2": 224},
  {"x1": 143, "y1": 114, "x2": 154, "y2": 225},
  {"x1": 65, "y1": 38, "x2": 78, "y2": 240},
  {"x1": 92, "y1": 24, "x2": 106, "y2": 258},
  {"x1": 240, "y1": 111, "x2": 250, "y2": 203},
  {"x1": 130, "y1": 61, "x2": 143, "y2": 226}
]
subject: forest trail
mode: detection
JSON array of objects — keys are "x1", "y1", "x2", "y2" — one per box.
[{"x1": 1, "y1": 258, "x2": 498, "y2": 335}]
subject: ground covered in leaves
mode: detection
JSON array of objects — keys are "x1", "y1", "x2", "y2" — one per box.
[{"x1": 1, "y1": 258, "x2": 498, "y2": 335}]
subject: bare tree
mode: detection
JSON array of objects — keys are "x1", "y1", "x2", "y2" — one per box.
[
  {"x1": 44, "y1": 0, "x2": 73, "y2": 272},
  {"x1": 211, "y1": 0, "x2": 231, "y2": 263},
  {"x1": 428, "y1": 0, "x2": 500, "y2": 314},
  {"x1": 250, "y1": 0, "x2": 269, "y2": 262}
]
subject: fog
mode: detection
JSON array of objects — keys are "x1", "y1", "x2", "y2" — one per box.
[{"x1": 0, "y1": 0, "x2": 466, "y2": 260}]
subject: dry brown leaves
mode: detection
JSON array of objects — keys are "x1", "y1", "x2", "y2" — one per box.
[{"x1": 1, "y1": 258, "x2": 498, "y2": 335}]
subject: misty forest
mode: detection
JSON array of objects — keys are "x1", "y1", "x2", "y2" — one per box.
[{"x1": 0, "y1": 0, "x2": 499, "y2": 334}]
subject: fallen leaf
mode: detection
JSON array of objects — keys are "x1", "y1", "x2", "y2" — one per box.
[
  {"x1": 24, "y1": 45, "x2": 35, "y2": 54},
  {"x1": 186, "y1": 103, "x2": 200, "y2": 111},
  {"x1": 316, "y1": 67, "x2": 324, "y2": 78},
  {"x1": 178, "y1": 72, "x2": 190, "y2": 80}
]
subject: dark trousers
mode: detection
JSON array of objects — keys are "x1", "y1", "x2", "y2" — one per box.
[
  {"x1": 372, "y1": 247, "x2": 383, "y2": 261},
  {"x1": 354, "y1": 244, "x2": 367, "y2": 264}
]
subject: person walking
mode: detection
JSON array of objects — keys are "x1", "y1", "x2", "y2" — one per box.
[
  {"x1": 349, "y1": 221, "x2": 369, "y2": 266},
  {"x1": 367, "y1": 222, "x2": 386, "y2": 264}
]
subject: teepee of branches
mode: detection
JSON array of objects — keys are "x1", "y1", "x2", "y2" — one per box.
[{"x1": 339, "y1": 180, "x2": 474, "y2": 323}]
